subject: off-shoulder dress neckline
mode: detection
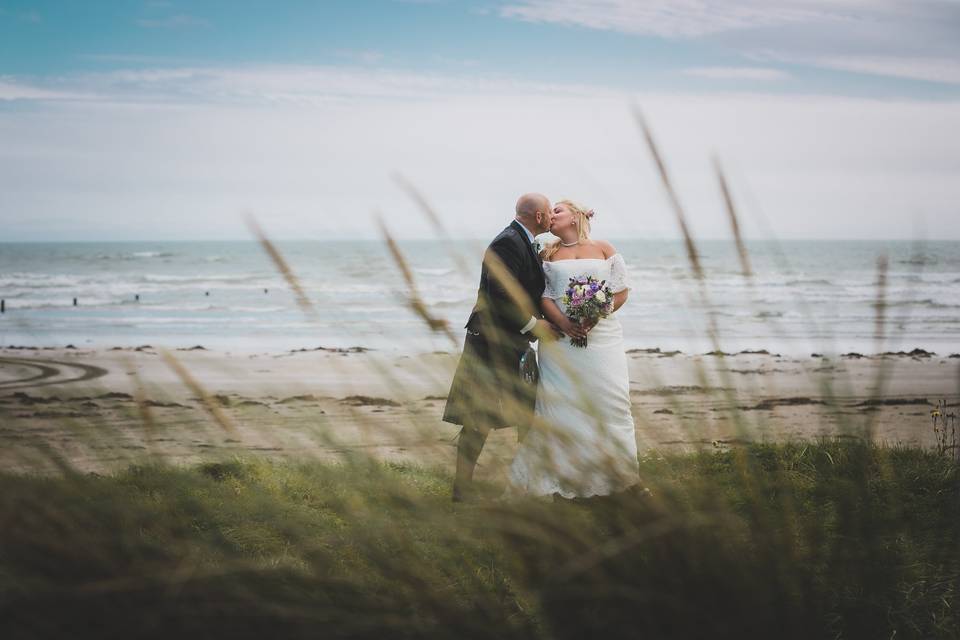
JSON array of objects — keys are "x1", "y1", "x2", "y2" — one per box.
[{"x1": 543, "y1": 253, "x2": 621, "y2": 265}]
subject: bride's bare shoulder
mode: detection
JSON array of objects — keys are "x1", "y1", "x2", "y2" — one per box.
[
  {"x1": 540, "y1": 239, "x2": 561, "y2": 262},
  {"x1": 592, "y1": 239, "x2": 616, "y2": 259}
]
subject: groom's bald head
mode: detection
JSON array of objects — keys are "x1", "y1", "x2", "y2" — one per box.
[
  {"x1": 515, "y1": 193, "x2": 551, "y2": 235},
  {"x1": 516, "y1": 193, "x2": 549, "y2": 219}
]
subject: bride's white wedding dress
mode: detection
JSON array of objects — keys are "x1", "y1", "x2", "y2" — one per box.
[{"x1": 506, "y1": 253, "x2": 640, "y2": 498}]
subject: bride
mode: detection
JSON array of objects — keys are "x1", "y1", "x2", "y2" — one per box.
[{"x1": 506, "y1": 200, "x2": 642, "y2": 499}]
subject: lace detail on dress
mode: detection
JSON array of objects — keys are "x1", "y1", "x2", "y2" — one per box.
[
  {"x1": 505, "y1": 455, "x2": 640, "y2": 500},
  {"x1": 504, "y1": 414, "x2": 641, "y2": 499},
  {"x1": 608, "y1": 253, "x2": 631, "y2": 293},
  {"x1": 540, "y1": 262, "x2": 565, "y2": 300}
]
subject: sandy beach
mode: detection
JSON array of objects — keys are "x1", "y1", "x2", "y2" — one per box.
[{"x1": 1, "y1": 344, "x2": 957, "y2": 477}]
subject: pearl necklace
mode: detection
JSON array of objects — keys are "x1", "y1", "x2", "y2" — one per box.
[{"x1": 560, "y1": 240, "x2": 579, "y2": 247}]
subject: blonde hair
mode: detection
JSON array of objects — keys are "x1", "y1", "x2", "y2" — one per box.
[{"x1": 542, "y1": 199, "x2": 594, "y2": 261}]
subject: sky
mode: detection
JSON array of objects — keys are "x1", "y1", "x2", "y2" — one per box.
[{"x1": 1, "y1": 0, "x2": 958, "y2": 241}]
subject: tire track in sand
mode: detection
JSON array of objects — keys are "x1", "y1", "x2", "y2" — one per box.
[{"x1": 0, "y1": 358, "x2": 109, "y2": 391}]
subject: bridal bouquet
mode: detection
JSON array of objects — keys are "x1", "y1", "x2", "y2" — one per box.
[{"x1": 562, "y1": 275, "x2": 614, "y2": 348}]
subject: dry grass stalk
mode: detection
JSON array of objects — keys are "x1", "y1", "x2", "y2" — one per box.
[
  {"x1": 481, "y1": 249, "x2": 538, "y2": 323},
  {"x1": 124, "y1": 356, "x2": 157, "y2": 437},
  {"x1": 246, "y1": 215, "x2": 317, "y2": 317},
  {"x1": 932, "y1": 399, "x2": 958, "y2": 460},
  {"x1": 633, "y1": 106, "x2": 703, "y2": 280},
  {"x1": 393, "y1": 172, "x2": 473, "y2": 276},
  {"x1": 392, "y1": 173, "x2": 444, "y2": 233},
  {"x1": 874, "y1": 253, "x2": 889, "y2": 349},
  {"x1": 246, "y1": 217, "x2": 442, "y2": 453},
  {"x1": 377, "y1": 216, "x2": 458, "y2": 346},
  {"x1": 628, "y1": 120, "x2": 767, "y2": 481},
  {"x1": 713, "y1": 156, "x2": 753, "y2": 278},
  {"x1": 160, "y1": 349, "x2": 237, "y2": 434},
  {"x1": 860, "y1": 253, "x2": 891, "y2": 439}
]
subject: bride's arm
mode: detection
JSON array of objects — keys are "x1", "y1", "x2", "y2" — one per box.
[
  {"x1": 612, "y1": 289, "x2": 629, "y2": 312},
  {"x1": 597, "y1": 239, "x2": 629, "y2": 314},
  {"x1": 540, "y1": 297, "x2": 586, "y2": 339}
]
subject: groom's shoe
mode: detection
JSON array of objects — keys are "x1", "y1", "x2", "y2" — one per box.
[{"x1": 452, "y1": 482, "x2": 481, "y2": 504}]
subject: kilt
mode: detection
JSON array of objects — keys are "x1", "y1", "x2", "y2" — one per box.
[{"x1": 442, "y1": 330, "x2": 536, "y2": 429}]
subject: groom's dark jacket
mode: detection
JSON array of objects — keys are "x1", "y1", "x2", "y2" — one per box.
[
  {"x1": 442, "y1": 220, "x2": 545, "y2": 429},
  {"x1": 465, "y1": 220, "x2": 546, "y2": 342}
]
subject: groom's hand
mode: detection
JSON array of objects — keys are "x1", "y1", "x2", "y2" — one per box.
[
  {"x1": 559, "y1": 318, "x2": 588, "y2": 340},
  {"x1": 530, "y1": 319, "x2": 563, "y2": 342}
]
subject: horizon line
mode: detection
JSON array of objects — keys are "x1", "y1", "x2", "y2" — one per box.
[{"x1": 0, "y1": 237, "x2": 956, "y2": 244}]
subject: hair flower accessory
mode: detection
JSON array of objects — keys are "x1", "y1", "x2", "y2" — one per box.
[{"x1": 585, "y1": 209, "x2": 595, "y2": 219}]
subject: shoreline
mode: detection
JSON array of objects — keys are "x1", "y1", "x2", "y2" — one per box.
[
  {"x1": 1, "y1": 344, "x2": 957, "y2": 476},
  {"x1": 3, "y1": 342, "x2": 959, "y2": 359}
]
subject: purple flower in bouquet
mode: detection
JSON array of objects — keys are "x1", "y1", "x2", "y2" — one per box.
[{"x1": 561, "y1": 275, "x2": 614, "y2": 348}]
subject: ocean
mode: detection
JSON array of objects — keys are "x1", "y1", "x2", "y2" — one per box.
[{"x1": 0, "y1": 239, "x2": 958, "y2": 357}]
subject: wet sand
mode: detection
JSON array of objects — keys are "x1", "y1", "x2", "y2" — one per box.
[{"x1": 1, "y1": 345, "x2": 957, "y2": 479}]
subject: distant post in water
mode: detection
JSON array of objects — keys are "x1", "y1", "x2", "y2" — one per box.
[
  {"x1": 135, "y1": 294, "x2": 140, "y2": 302},
  {"x1": 73, "y1": 297, "x2": 78, "y2": 307},
  {"x1": 1, "y1": 299, "x2": 4, "y2": 314}
]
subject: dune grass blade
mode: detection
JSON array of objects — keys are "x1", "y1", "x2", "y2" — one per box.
[
  {"x1": 713, "y1": 156, "x2": 753, "y2": 278},
  {"x1": 393, "y1": 173, "x2": 474, "y2": 278},
  {"x1": 160, "y1": 349, "x2": 237, "y2": 434},
  {"x1": 125, "y1": 356, "x2": 158, "y2": 451},
  {"x1": 633, "y1": 106, "x2": 703, "y2": 280},
  {"x1": 246, "y1": 216, "x2": 317, "y2": 317},
  {"x1": 377, "y1": 215, "x2": 458, "y2": 346}
]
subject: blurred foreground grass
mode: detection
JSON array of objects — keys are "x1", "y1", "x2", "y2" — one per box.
[
  {"x1": 2, "y1": 438, "x2": 957, "y2": 639},
  {"x1": 4, "y1": 120, "x2": 958, "y2": 640}
]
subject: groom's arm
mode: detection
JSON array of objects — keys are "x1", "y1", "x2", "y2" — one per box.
[
  {"x1": 481, "y1": 238, "x2": 538, "y2": 334},
  {"x1": 539, "y1": 297, "x2": 586, "y2": 339}
]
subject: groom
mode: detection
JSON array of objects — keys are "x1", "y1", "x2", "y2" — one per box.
[{"x1": 443, "y1": 193, "x2": 560, "y2": 502}]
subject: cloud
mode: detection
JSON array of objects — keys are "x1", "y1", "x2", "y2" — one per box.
[
  {"x1": 500, "y1": 0, "x2": 851, "y2": 38},
  {"x1": 0, "y1": 63, "x2": 958, "y2": 242},
  {"x1": 499, "y1": 0, "x2": 960, "y2": 85},
  {"x1": 334, "y1": 50, "x2": 386, "y2": 65},
  {"x1": 0, "y1": 78, "x2": 91, "y2": 101},
  {"x1": 793, "y1": 56, "x2": 960, "y2": 86},
  {"x1": 434, "y1": 56, "x2": 482, "y2": 68},
  {"x1": 682, "y1": 67, "x2": 788, "y2": 81},
  {"x1": 0, "y1": 64, "x2": 617, "y2": 108},
  {"x1": 80, "y1": 53, "x2": 197, "y2": 65},
  {"x1": 136, "y1": 14, "x2": 207, "y2": 29}
]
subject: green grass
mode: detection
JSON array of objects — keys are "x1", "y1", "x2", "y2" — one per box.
[{"x1": 1, "y1": 439, "x2": 958, "y2": 639}]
